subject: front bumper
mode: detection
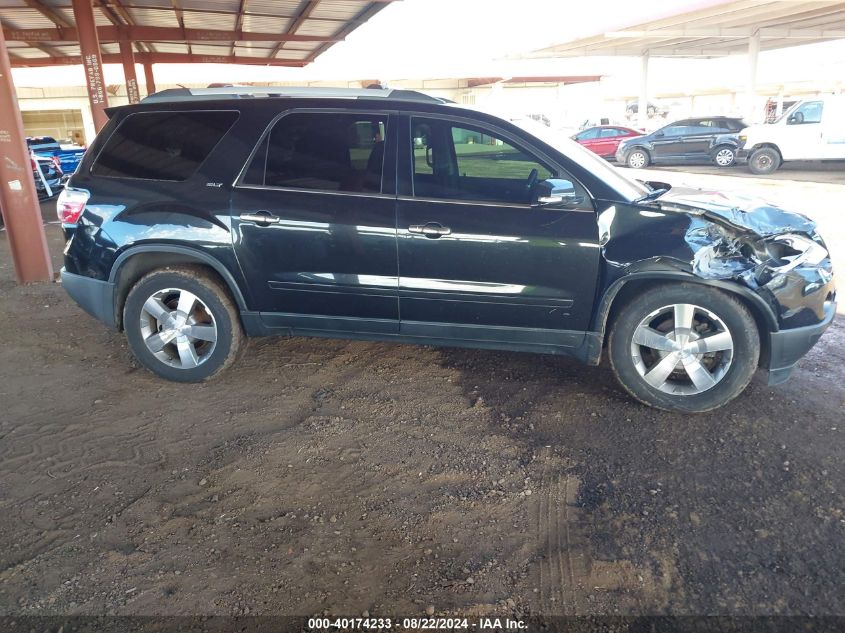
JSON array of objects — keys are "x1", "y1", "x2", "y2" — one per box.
[
  {"x1": 767, "y1": 298, "x2": 837, "y2": 385},
  {"x1": 60, "y1": 268, "x2": 117, "y2": 329}
]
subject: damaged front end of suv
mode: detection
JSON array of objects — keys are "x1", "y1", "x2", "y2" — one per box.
[{"x1": 599, "y1": 186, "x2": 837, "y2": 385}]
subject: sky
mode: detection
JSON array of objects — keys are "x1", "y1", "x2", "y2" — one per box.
[{"x1": 9, "y1": 0, "x2": 845, "y2": 91}]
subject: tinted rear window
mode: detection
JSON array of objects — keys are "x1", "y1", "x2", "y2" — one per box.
[{"x1": 92, "y1": 111, "x2": 238, "y2": 181}]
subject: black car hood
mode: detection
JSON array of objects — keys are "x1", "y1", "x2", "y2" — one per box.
[{"x1": 651, "y1": 186, "x2": 816, "y2": 237}]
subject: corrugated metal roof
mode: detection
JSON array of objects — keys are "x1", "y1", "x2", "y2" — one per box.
[
  {"x1": 241, "y1": 14, "x2": 291, "y2": 33},
  {"x1": 296, "y1": 20, "x2": 341, "y2": 37},
  {"x1": 0, "y1": 8, "x2": 56, "y2": 29},
  {"x1": 529, "y1": 0, "x2": 845, "y2": 58},
  {"x1": 183, "y1": 11, "x2": 236, "y2": 31},
  {"x1": 4, "y1": 0, "x2": 395, "y2": 67},
  {"x1": 244, "y1": 0, "x2": 303, "y2": 17},
  {"x1": 311, "y1": 0, "x2": 368, "y2": 21},
  {"x1": 128, "y1": 7, "x2": 179, "y2": 28}
]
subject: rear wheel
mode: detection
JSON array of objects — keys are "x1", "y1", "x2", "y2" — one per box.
[
  {"x1": 123, "y1": 267, "x2": 244, "y2": 382},
  {"x1": 748, "y1": 147, "x2": 781, "y2": 175},
  {"x1": 712, "y1": 145, "x2": 736, "y2": 167},
  {"x1": 608, "y1": 284, "x2": 760, "y2": 412},
  {"x1": 627, "y1": 149, "x2": 649, "y2": 169}
]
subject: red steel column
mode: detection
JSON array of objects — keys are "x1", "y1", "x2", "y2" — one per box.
[
  {"x1": 72, "y1": 0, "x2": 109, "y2": 132},
  {"x1": 119, "y1": 40, "x2": 140, "y2": 104},
  {"x1": 0, "y1": 27, "x2": 53, "y2": 283},
  {"x1": 143, "y1": 61, "x2": 156, "y2": 96}
]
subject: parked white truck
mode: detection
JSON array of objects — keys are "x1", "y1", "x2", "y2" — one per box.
[{"x1": 738, "y1": 95, "x2": 845, "y2": 174}]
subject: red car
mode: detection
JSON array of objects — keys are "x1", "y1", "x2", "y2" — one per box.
[{"x1": 573, "y1": 125, "x2": 643, "y2": 160}]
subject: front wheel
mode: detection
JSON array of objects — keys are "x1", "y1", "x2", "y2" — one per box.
[
  {"x1": 123, "y1": 267, "x2": 244, "y2": 382},
  {"x1": 748, "y1": 147, "x2": 781, "y2": 175},
  {"x1": 627, "y1": 149, "x2": 649, "y2": 169},
  {"x1": 608, "y1": 284, "x2": 760, "y2": 412}
]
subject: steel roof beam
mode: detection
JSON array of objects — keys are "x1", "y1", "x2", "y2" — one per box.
[
  {"x1": 2, "y1": 25, "x2": 341, "y2": 43},
  {"x1": 9, "y1": 51, "x2": 309, "y2": 67}
]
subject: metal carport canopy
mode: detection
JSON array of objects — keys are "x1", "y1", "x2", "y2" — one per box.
[
  {"x1": 527, "y1": 0, "x2": 845, "y2": 58},
  {"x1": 0, "y1": 0, "x2": 395, "y2": 284},
  {"x1": 524, "y1": 0, "x2": 845, "y2": 126}
]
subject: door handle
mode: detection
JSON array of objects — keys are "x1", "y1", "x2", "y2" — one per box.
[
  {"x1": 409, "y1": 222, "x2": 451, "y2": 238},
  {"x1": 240, "y1": 211, "x2": 281, "y2": 225}
]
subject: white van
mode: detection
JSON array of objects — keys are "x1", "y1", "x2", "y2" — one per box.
[{"x1": 738, "y1": 95, "x2": 845, "y2": 174}]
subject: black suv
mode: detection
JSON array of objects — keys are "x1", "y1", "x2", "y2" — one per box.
[
  {"x1": 616, "y1": 117, "x2": 747, "y2": 169},
  {"x1": 59, "y1": 87, "x2": 836, "y2": 412}
]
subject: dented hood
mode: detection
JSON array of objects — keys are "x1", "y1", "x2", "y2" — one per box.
[{"x1": 652, "y1": 187, "x2": 817, "y2": 237}]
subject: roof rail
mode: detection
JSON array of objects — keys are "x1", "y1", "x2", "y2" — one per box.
[{"x1": 141, "y1": 86, "x2": 451, "y2": 104}]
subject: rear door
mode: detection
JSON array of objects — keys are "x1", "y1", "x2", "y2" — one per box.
[
  {"x1": 592, "y1": 128, "x2": 622, "y2": 157},
  {"x1": 230, "y1": 109, "x2": 400, "y2": 334},
  {"x1": 679, "y1": 119, "x2": 722, "y2": 160},
  {"x1": 396, "y1": 113, "x2": 600, "y2": 348}
]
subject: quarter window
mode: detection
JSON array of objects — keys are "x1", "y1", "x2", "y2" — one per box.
[
  {"x1": 411, "y1": 117, "x2": 555, "y2": 205},
  {"x1": 91, "y1": 111, "x2": 238, "y2": 181},
  {"x1": 243, "y1": 112, "x2": 388, "y2": 193}
]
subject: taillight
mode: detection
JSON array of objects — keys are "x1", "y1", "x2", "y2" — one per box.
[
  {"x1": 30, "y1": 157, "x2": 37, "y2": 170},
  {"x1": 57, "y1": 188, "x2": 90, "y2": 224}
]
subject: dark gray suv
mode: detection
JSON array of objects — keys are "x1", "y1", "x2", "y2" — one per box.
[{"x1": 58, "y1": 87, "x2": 835, "y2": 412}]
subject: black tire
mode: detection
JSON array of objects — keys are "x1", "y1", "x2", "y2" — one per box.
[
  {"x1": 711, "y1": 145, "x2": 736, "y2": 167},
  {"x1": 608, "y1": 283, "x2": 760, "y2": 413},
  {"x1": 123, "y1": 266, "x2": 245, "y2": 382},
  {"x1": 747, "y1": 147, "x2": 781, "y2": 175},
  {"x1": 626, "y1": 149, "x2": 650, "y2": 169}
]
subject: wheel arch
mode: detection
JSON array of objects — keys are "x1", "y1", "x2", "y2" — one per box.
[
  {"x1": 750, "y1": 142, "x2": 783, "y2": 158},
  {"x1": 593, "y1": 273, "x2": 778, "y2": 366},
  {"x1": 627, "y1": 145, "x2": 651, "y2": 159},
  {"x1": 109, "y1": 245, "x2": 248, "y2": 331}
]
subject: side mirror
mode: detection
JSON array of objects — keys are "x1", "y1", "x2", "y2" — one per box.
[
  {"x1": 533, "y1": 179, "x2": 585, "y2": 208},
  {"x1": 654, "y1": 130, "x2": 665, "y2": 138}
]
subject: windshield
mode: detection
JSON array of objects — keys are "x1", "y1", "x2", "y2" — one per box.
[
  {"x1": 772, "y1": 101, "x2": 802, "y2": 124},
  {"x1": 505, "y1": 116, "x2": 650, "y2": 202}
]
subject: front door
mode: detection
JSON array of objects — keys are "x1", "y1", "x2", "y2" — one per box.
[
  {"x1": 396, "y1": 115, "x2": 600, "y2": 350},
  {"x1": 651, "y1": 123, "x2": 690, "y2": 162},
  {"x1": 230, "y1": 110, "x2": 399, "y2": 334},
  {"x1": 781, "y1": 100, "x2": 826, "y2": 160}
]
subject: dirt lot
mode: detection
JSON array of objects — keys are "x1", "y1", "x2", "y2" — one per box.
[{"x1": 0, "y1": 196, "x2": 843, "y2": 620}]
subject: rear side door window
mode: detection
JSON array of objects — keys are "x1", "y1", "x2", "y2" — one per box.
[
  {"x1": 242, "y1": 112, "x2": 388, "y2": 193},
  {"x1": 91, "y1": 110, "x2": 238, "y2": 181},
  {"x1": 411, "y1": 117, "x2": 555, "y2": 205},
  {"x1": 575, "y1": 128, "x2": 599, "y2": 141}
]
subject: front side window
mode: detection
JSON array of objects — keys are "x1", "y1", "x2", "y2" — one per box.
[
  {"x1": 242, "y1": 112, "x2": 388, "y2": 193},
  {"x1": 411, "y1": 117, "x2": 555, "y2": 205},
  {"x1": 788, "y1": 101, "x2": 823, "y2": 125},
  {"x1": 92, "y1": 111, "x2": 238, "y2": 181},
  {"x1": 660, "y1": 124, "x2": 691, "y2": 137}
]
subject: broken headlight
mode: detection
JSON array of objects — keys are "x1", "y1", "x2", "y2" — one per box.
[{"x1": 761, "y1": 234, "x2": 828, "y2": 273}]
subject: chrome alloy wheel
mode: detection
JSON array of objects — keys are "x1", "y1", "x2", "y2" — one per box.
[
  {"x1": 628, "y1": 151, "x2": 647, "y2": 168},
  {"x1": 139, "y1": 288, "x2": 217, "y2": 369},
  {"x1": 630, "y1": 303, "x2": 734, "y2": 395},
  {"x1": 714, "y1": 148, "x2": 735, "y2": 166}
]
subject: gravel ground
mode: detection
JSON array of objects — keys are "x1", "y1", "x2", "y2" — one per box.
[{"x1": 0, "y1": 189, "x2": 842, "y2": 620}]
